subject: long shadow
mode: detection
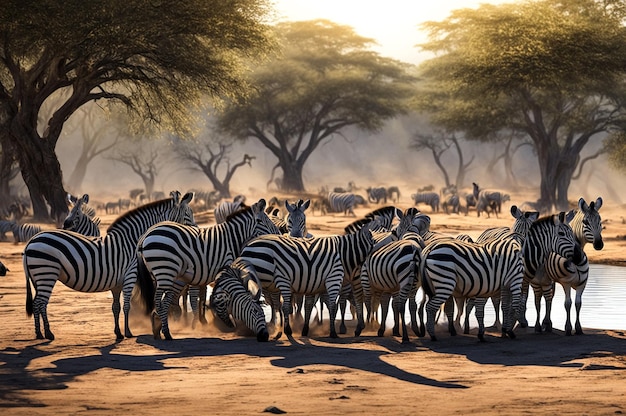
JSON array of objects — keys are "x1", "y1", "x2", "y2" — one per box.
[{"x1": 423, "y1": 327, "x2": 626, "y2": 370}]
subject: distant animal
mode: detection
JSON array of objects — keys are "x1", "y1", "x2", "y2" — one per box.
[
  {"x1": 326, "y1": 192, "x2": 357, "y2": 216},
  {"x1": 387, "y1": 186, "x2": 401, "y2": 203},
  {"x1": 410, "y1": 192, "x2": 440, "y2": 212},
  {"x1": 11, "y1": 223, "x2": 42, "y2": 243},
  {"x1": 366, "y1": 187, "x2": 388, "y2": 204}
]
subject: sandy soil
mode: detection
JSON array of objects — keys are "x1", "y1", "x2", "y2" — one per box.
[{"x1": 0, "y1": 193, "x2": 625, "y2": 415}]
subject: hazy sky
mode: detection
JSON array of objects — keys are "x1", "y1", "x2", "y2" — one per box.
[{"x1": 272, "y1": 0, "x2": 515, "y2": 64}]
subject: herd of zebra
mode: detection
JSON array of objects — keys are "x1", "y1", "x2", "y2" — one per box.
[{"x1": 17, "y1": 187, "x2": 604, "y2": 346}]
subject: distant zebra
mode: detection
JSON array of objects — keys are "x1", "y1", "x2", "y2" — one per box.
[
  {"x1": 366, "y1": 187, "x2": 388, "y2": 204},
  {"x1": 327, "y1": 192, "x2": 357, "y2": 216},
  {"x1": 12, "y1": 223, "x2": 42, "y2": 243},
  {"x1": 442, "y1": 194, "x2": 460, "y2": 214},
  {"x1": 387, "y1": 186, "x2": 401, "y2": 203},
  {"x1": 360, "y1": 225, "x2": 424, "y2": 343},
  {"x1": 519, "y1": 212, "x2": 584, "y2": 333},
  {"x1": 24, "y1": 191, "x2": 195, "y2": 340},
  {"x1": 234, "y1": 220, "x2": 379, "y2": 339},
  {"x1": 0, "y1": 220, "x2": 16, "y2": 241},
  {"x1": 568, "y1": 197, "x2": 603, "y2": 251},
  {"x1": 420, "y1": 232, "x2": 525, "y2": 341},
  {"x1": 410, "y1": 192, "x2": 440, "y2": 212},
  {"x1": 207, "y1": 264, "x2": 269, "y2": 341},
  {"x1": 136, "y1": 199, "x2": 280, "y2": 340},
  {"x1": 63, "y1": 194, "x2": 101, "y2": 237},
  {"x1": 214, "y1": 197, "x2": 247, "y2": 224},
  {"x1": 472, "y1": 182, "x2": 510, "y2": 217}
]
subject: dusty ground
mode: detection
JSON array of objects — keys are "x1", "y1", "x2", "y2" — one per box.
[{"x1": 0, "y1": 191, "x2": 625, "y2": 415}]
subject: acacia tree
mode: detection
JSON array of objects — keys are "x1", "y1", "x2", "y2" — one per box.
[
  {"x1": 0, "y1": 0, "x2": 273, "y2": 221},
  {"x1": 416, "y1": 0, "x2": 626, "y2": 212},
  {"x1": 217, "y1": 19, "x2": 416, "y2": 192}
]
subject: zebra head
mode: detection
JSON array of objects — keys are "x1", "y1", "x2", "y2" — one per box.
[
  {"x1": 285, "y1": 199, "x2": 310, "y2": 238},
  {"x1": 63, "y1": 194, "x2": 101, "y2": 237},
  {"x1": 578, "y1": 197, "x2": 604, "y2": 250},
  {"x1": 166, "y1": 191, "x2": 196, "y2": 226},
  {"x1": 208, "y1": 264, "x2": 269, "y2": 342},
  {"x1": 510, "y1": 205, "x2": 539, "y2": 238},
  {"x1": 252, "y1": 199, "x2": 281, "y2": 237},
  {"x1": 528, "y1": 212, "x2": 583, "y2": 265}
]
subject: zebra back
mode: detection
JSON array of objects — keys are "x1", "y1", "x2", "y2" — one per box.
[
  {"x1": 568, "y1": 197, "x2": 603, "y2": 250},
  {"x1": 327, "y1": 192, "x2": 356, "y2": 216},
  {"x1": 12, "y1": 223, "x2": 42, "y2": 243}
]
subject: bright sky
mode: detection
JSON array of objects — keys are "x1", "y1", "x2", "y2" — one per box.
[{"x1": 271, "y1": 0, "x2": 515, "y2": 64}]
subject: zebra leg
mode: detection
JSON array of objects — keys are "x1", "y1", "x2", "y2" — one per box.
[
  {"x1": 377, "y1": 292, "x2": 391, "y2": 337},
  {"x1": 425, "y1": 295, "x2": 446, "y2": 341},
  {"x1": 338, "y1": 297, "x2": 347, "y2": 335},
  {"x1": 444, "y1": 297, "x2": 456, "y2": 336},
  {"x1": 574, "y1": 285, "x2": 585, "y2": 335},
  {"x1": 541, "y1": 284, "x2": 554, "y2": 333},
  {"x1": 160, "y1": 290, "x2": 177, "y2": 340},
  {"x1": 491, "y1": 294, "x2": 502, "y2": 329},
  {"x1": 393, "y1": 292, "x2": 411, "y2": 344},
  {"x1": 532, "y1": 286, "x2": 543, "y2": 333},
  {"x1": 500, "y1": 288, "x2": 513, "y2": 338},
  {"x1": 111, "y1": 288, "x2": 123, "y2": 340},
  {"x1": 454, "y1": 295, "x2": 465, "y2": 333},
  {"x1": 519, "y1": 280, "x2": 529, "y2": 328},
  {"x1": 197, "y1": 285, "x2": 208, "y2": 325},
  {"x1": 122, "y1": 271, "x2": 136, "y2": 338},
  {"x1": 417, "y1": 292, "x2": 427, "y2": 338},
  {"x1": 279, "y1": 286, "x2": 293, "y2": 338},
  {"x1": 463, "y1": 298, "x2": 474, "y2": 334},
  {"x1": 474, "y1": 298, "x2": 488, "y2": 342},
  {"x1": 408, "y1": 284, "x2": 420, "y2": 336},
  {"x1": 350, "y1": 278, "x2": 366, "y2": 337},
  {"x1": 34, "y1": 295, "x2": 54, "y2": 340},
  {"x1": 302, "y1": 295, "x2": 316, "y2": 337}
]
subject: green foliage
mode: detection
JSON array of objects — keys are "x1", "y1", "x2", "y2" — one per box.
[{"x1": 605, "y1": 132, "x2": 626, "y2": 173}]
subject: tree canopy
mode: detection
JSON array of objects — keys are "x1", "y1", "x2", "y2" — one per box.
[
  {"x1": 415, "y1": 0, "x2": 626, "y2": 211},
  {"x1": 0, "y1": 0, "x2": 274, "y2": 220},
  {"x1": 216, "y1": 19, "x2": 417, "y2": 192}
]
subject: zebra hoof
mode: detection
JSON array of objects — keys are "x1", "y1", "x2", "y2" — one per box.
[
  {"x1": 507, "y1": 330, "x2": 516, "y2": 339},
  {"x1": 35, "y1": 332, "x2": 45, "y2": 340},
  {"x1": 45, "y1": 330, "x2": 55, "y2": 341},
  {"x1": 273, "y1": 331, "x2": 283, "y2": 341},
  {"x1": 339, "y1": 324, "x2": 347, "y2": 335},
  {"x1": 257, "y1": 329, "x2": 269, "y2": 342}
]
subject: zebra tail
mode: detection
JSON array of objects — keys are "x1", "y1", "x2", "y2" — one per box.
[
  {"x1": 419, "y1": 262, "x2": 434, "y2": 298},
  {"x1": 25, "y1": 257, "x2": 33, "y2": 317},
  {"x1": 136, "y1": 253, "x2": 155, "y2": 315}
]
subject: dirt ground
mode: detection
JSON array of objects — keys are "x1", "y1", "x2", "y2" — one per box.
[{"x1": 0, "y1": 191, "x2": 625, "y2": 415}]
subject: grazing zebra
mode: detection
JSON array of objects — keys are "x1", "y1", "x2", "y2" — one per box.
[
  {"x1": 12, "y1": 223, "x2": 42, "y2": 243},
  {"x1": 234, "y1": 220, "x2": 379, "y2": 340},
  {"x1": 24, "y1": 191, "x2": 195, "y2": 340},
  {"x1": 63, "y1": 194, "x2": 101, "y2": 237},
  {"x1": 420, "y1": 232, "x2": 525, "y2": 341},
  {"x1": 472, "y1": 182, "x2": 510, "y2": 217},
  {"x1": 442, "y1": 194, "x2": 461, "y2": 214},
  {"x1": 136, "y1": 199, "x2": 280, "y2": 340},
  {"x1": 214, "y1": 197, "x2": 247, "y2": 224},
  {"x1": 387, "y1": 186, "x2": 401, "y2": 203},
  {"x1": 0, "y1": 220, "x2": 16, "y2": 241},
  {"x1": 366, "y1": 187, "x2": 388, "y2": 204},
  {"x1": 568, "y1": 197, "x2": 603, "y2": 251},
  {"x1": 326, "y1": 192, "x2": 357, "y2": 216},
  {"x1": 360, "y1": 224, "x2": 425, "y2": 343},
  {"x1": 207, "y1": 264, "x2": 269, "y2": 342},
  {"x1": 519, "y1": 212, "x2": 583, "y2": 333},
  {"x1": 410, "y1": 192, "x2": 440, "y2": 212}
]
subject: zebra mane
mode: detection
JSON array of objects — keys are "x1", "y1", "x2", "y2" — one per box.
[
  {"x1": 224, "y1": 205, "x2": 253, "y2": 222},
  {"x1": 106, "y1": 197, "x2": 174, "y2": 233},
  {"x1": 529, "y1": 213, "x2": 564, "y2": 231},
  {"x1": 364, "y1": 206, "x2": 401, "y2": 219}
]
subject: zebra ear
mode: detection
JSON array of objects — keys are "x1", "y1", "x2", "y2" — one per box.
[
  {"x1": 301, "y1": 199, "x2": 311, "y2": 211},
  {"x1": 578, "y1": 198, "x2": 588, "y2": 212},
  {"x1": 181, "y1": 192, "x2": 194, "y2": 204},
  {"x1": 81, "y1": 194, "x2": 89, "y2": 205},
  {"x1": 564, "y1": 210, "x2": 576, "y2": 224},
  {"x1": 594, "y1": 197, "x2": 602, "y2": 211},
  {"x1": 510, "y1": 205, "x2": 521, "y2": 219},
  {"x1": 285, "y1": 200, "x2": 295, "y2": 214}
]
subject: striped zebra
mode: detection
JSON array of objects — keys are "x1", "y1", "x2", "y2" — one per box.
[
  {"x1": 472, "y1": 182, "x2": 510, "y2": 218},
  {"x1": 366, "y1": 187, "x2": 388, "y2": 204},
  {"x1": 63, "y1": 194, "x2": 101, "y2": 237},
  {"x1": 285, "y1": 199, "x2": 311, "y2": 238},
  {"x1": 0, "y1": 220, "x2": 16, "y2": 241},
  {"x1": 214, "y1": 195, "x2": 247, "y2": 224},
  {"x1": 326, "y1": 191, "x2": 357, "y2": 216},
  {"x1": 24, "y1": 191, "x2": 195, "y2": 340},
  {"x1": 68, "y1": 193, "x2": 97, "y2": 218},
  {"x1": 420, "y1": 232, "x2": 525, "y2": 341},
  {"x1": 136, "y1": 199, "x2": 280, "y2": 340},
  {"x1": 360, "y1": 224, "x2": 425, "y2": 343},
  {"x1": 410, "y1": 192, "x2": 440, "y2": 212},
  {"x1": 568, "y1": 197, "x2": 603, "y2": 251},
  {"x1": 519, "y1": 212, "x2": 584, "y2": 333},
  {"x1": 207, "y1": 264, "x2": 269, "y2": 341},
  {"x1": 234, "y1": 220, "x2": 379, "y2": 339},
  {"x1": 12, "y1": 223, "x2": 42, "y2": 243}
]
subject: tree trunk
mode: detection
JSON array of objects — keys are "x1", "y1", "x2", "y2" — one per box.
[
  {"x1": 65, "y1": 153, "x2": 89, "y2": 195},
  {"x1": 279, "y1": 160, "x2": 305, "y2": 192}
]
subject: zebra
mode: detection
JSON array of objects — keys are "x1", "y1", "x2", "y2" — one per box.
[
  {"x1": 360, "y1": 224, "x2": 425, "y2": 343},
  {"x1": 285, "y1": 199, "x2": 311, "y2": 238},
  {"x1": 568, "y1": 197, "x2": 603, "y2": 251},
  {"x1": 234, "y1": 220, "x2": 379, "y2": 340},
  {"x1": 366, "y1": 187, "x2": 388, "y2": 204},
  {"x1": 214, "y1": 197, "x2": 247, "y2": 224},
  {"x1": 420, "y1": 232, "x2": 525, "y2": 341},
  {"x1": 24, "y1": 191, "x2": 195, "y2": 340},
  {"x1": 442, "y1": 194, "x2": 461, "y2": 214},
  {"x1": 326, "y1": 192, "x2": 357, "y2": 216},
  {"x1": 63, "y1": 194, "x2": 101, "y2": 237},
  {"x1": 136, "y1": 198, "x2": 280, "y2": 340},
  {"x1": 68, "y1": 193, "x2": 97, "y2": 218},
  {"x1": 206, "y1": 264, "x2": 269, "y2": 342},
  {"x1": 11, "y1": 223, "x2": 42, "y2": 243},
  {"x1": 472, "y1": 182, "x2": 510, "y2": 217},
  {"x1": 387, "y1": 186, "x2": 401, "y2": 203},
  {"x1": 0, "y1": 220, "x2": 16, "y2": 241},
  {"x1": 519, "y1": 212, "x2": 584, "y2": 333},
  {"x1": 410, "y1": 192, "x2": 439, "y2": 212}
]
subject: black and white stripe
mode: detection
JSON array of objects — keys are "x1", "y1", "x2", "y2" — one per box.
[
  {"x1": 410, "y1": 192, "x2": 440, "y2": 212},
  {"x1": 12, "y1": 223, "x2": 42, "y2": 243},
  {"x1": 63, "y1": 194, "x2": 101, "y2": 237},
  {"x1": 326, "y1": 192, "x2": 357, "y2": 216},
  {"x1": 24, "y1": 191, "x2": 195, "y2": 340},
  {"x1": 286, "y1": 199, "x2": 311, "y2": 238},
  {"x1": 207, "y1": 264, "x2": 269, "y2": 341},
  {"x1": 136, "y1": 199, "x2": 280, "y2": 340},
  {"x1": 568, "y1": 197, "x2": 603, "y2": 251}
]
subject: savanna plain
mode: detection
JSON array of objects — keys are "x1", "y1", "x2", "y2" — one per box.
[{"x1": 0, "y1": 186, "x2": 625, "y2": 415}]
